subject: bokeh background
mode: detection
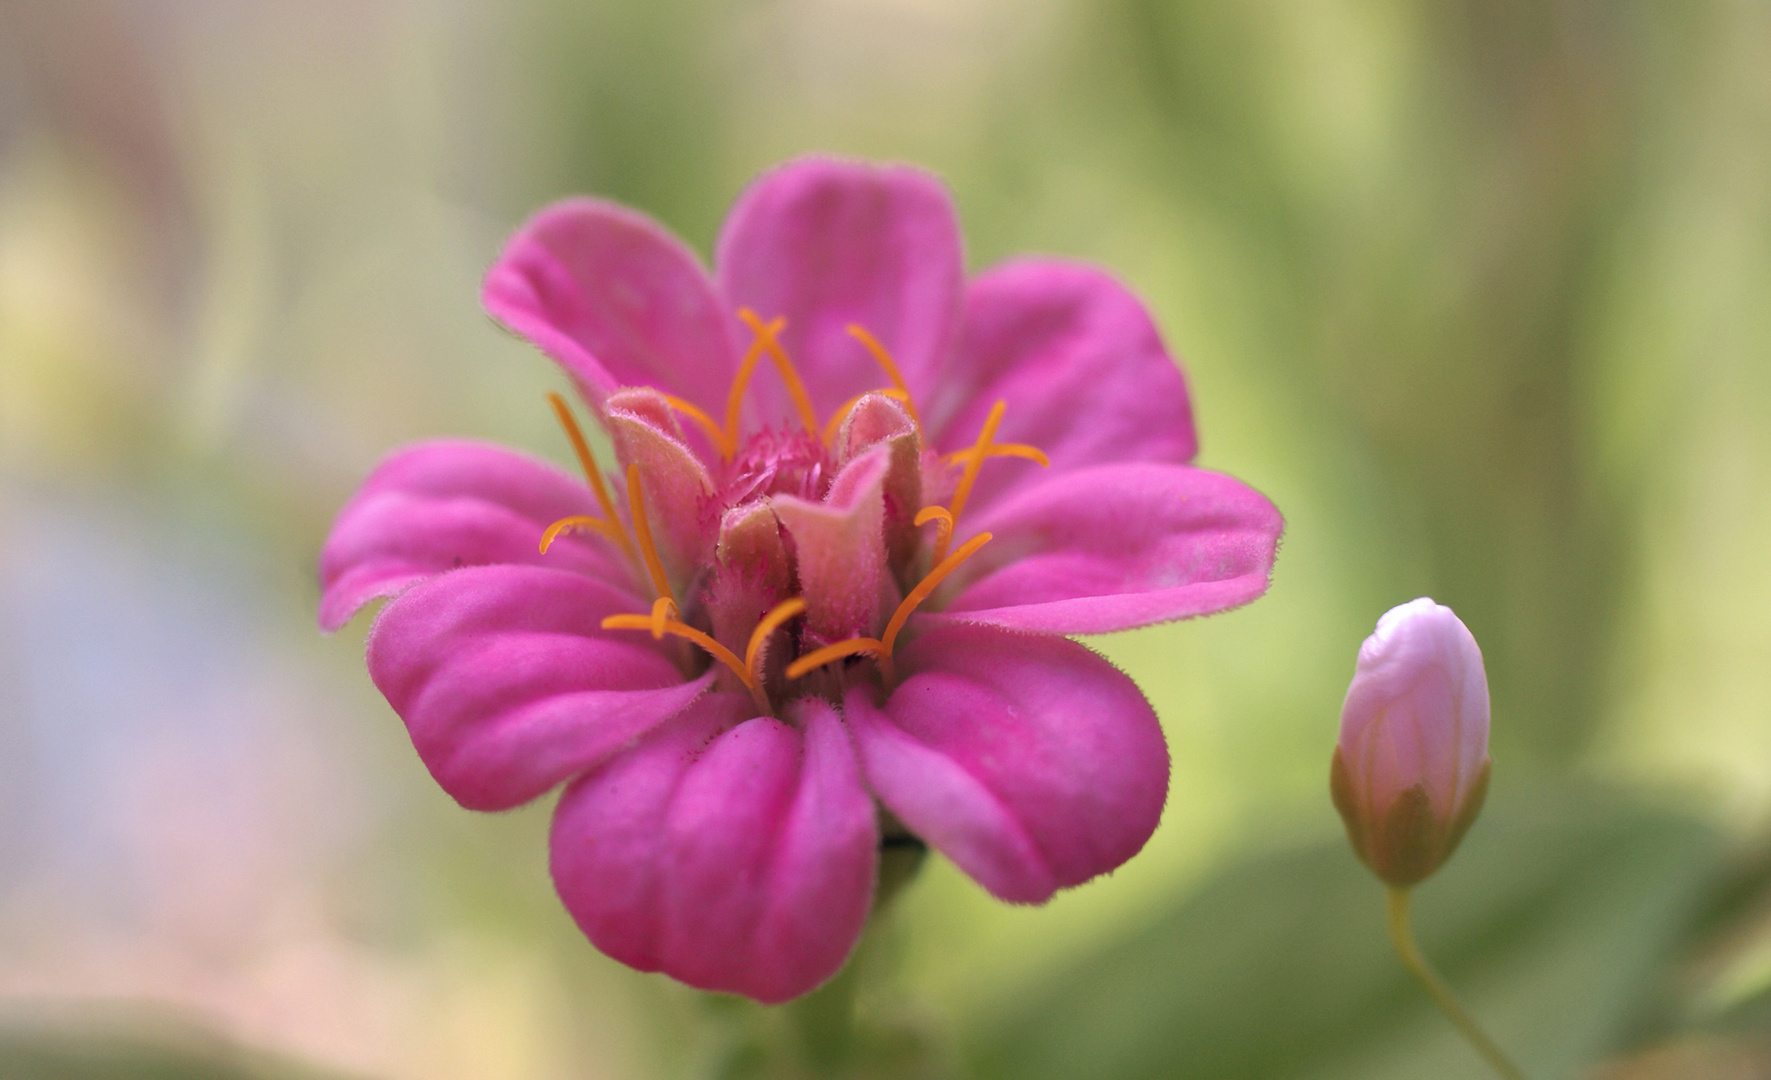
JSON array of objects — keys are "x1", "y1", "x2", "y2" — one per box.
[{"x1": 3, "y1": 0, "x2": 1770, "y2": 1077}]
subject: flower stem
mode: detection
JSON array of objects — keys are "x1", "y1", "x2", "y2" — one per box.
[{"x1": 1385, "y1": 886, "x2": 1528, "y2": 1080}]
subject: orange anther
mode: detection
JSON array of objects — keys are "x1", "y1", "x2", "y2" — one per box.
[{"x1": 626, "y1": 464, "x2": 676, "y2": 608}]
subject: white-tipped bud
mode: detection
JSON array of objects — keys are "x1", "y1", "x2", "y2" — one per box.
[{"x1": 1331, "y1": 598, "x2": 1491, "y2": 886}]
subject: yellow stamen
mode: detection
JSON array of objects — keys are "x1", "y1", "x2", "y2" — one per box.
[
  {"x1": 626, "y1": 464, "x2": 676, "y2": 607},
  {"x1": 820, "y1": 387, "x2": 912, "y2": 446},
  {"x1": 539, "y1": 515, "x2": 629, "y2": 554},
  {"x1": 785, "y1": 637, "x2": 884, "y2": 681},
  {"x1": 913, "y1": 505, "x2": 953, "y2": 558},
  {"x1": 601, "y1": 613, "x2": 769, "y2": 714},
  {"x1": 746, "y1": 597, "x2": 807, "y2": 677},
  {"x1": 648, "y1": 596, "x2": 677, "y2": 640},
  {"x1": 662, "y1": 393, "x2": 733, "y2": 459},
  {"x1": 934, "y1": 399, "x2": 1005, "y2": 562},
  {"x1": 845, "y1": 325, "x2": 919, "y2": 424},
  {"x1": 547, "y1": 392, "x2": 632, "y2": 559},
  {"x1": 723, "y1": 316, "x2": 782, "y2": 451},
  {"x1": 944, "y1": 442, "x2": 1051, "y2": 469},
  {"x1": 738, "y1": 308, "x2": 821, "y2": 438}
]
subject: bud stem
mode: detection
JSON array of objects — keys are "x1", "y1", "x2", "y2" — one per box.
[{"x1": 1385, "y1": 886, "x2": 1528, "y2": 1080}]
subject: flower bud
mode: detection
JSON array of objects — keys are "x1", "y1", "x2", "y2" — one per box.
[{"x1": 1331, "y1": 598, "x2": 1492, "y2": 887}]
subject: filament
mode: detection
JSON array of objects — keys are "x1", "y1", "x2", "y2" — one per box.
[
  {"x1": 746, "y1": 597, "x2": 807, "y2": 678},
  {"x1": 784, "y1": 532, "x2": 992, "y2": 686},
  {"x1": 539, "y1": 515, "x2": 629, "y2": 554},
  {"x1": 821, "y1": 387, "x2": 912, "y2": 446},
  {"x1": 944, "y1": 443, "x2": 1050, "y2": 468},
  {"x1": 934, "y1": 399, "x2": 1005, "y2": 562},
  {"x1": 546, "y1": 393, "x2": 633, "y2": 559},
  {"x1": 845, "y1": 325, "x2": 919, "y2": 424},
  {"x1": 625, "y1": 464, "x2": 676, "y2": 607},
  {"x1": 881, "y1": 532, "x2": 991, "y2": 658},
  {"x1": 601, "y1": 613, "x2": 769, "y2": 715},
  {"x1": 785, "y1": 637, "x2": 884, "y2": 681},
  {"x1": 722, "y1": 316, "x2": 781, "y2": 452},
  {"x1": 737, "y1": 309, "x2": 821, "y2": 439},
  {"x1": 913, "y1": 505, "x2": 953, "y2": 557},
  {"x1": 662, "y1": 393, "x2": 733, "y2": 459}
]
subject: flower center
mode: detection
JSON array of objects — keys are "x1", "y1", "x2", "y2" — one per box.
[
  {"x1": 720, "y1": 427, "x2": 832, "y2": 506},
  {"x1": 542, "y1": 312, "x2": 1047, "y2": 715}
]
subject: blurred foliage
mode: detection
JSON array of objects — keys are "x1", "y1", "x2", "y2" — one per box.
[
  {"x1": 3, "y1": 0, "x2": 1770, "y2": 1077},
  {"x1": 965, "y1": 785, "x2": 1720, "y2": 1080}
]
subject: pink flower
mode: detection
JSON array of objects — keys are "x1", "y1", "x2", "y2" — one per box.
[
  {"x1": 1331, "y1": 598, "x2": 1492, "y2": 886},
  {"x1": 320, "y1": 157, "x2": 1283, "y2": 1002}
]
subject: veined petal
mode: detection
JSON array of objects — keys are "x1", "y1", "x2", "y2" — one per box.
[
  {"x1": 483, "y1": 198, "x2": 738, "y2": 413},
  {"x1": 932, "y1": 259, "x2": 1199, "y2": 519},
  {"x1": 716, "y1": 157, "x2": 963, "y2": 426},
  {"x1": 367, "y1": 565, "x2": 711, "y2": 812},
  {"x1": 846, "y1": 625, "x2": 1167, "y2": 904},
  {"x1": 318, "y1": 439, "x2": 632, "y2": 632},
  {"x1": 927, "y1": 463, "x2": 1282, "y2": 635},
  {"x1": 550, "y1": 695, "x2": 877, "y2": 1004}
]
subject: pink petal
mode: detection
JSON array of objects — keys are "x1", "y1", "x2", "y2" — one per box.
[
  {"x1": 845, "y1": 625, "x2": 1167, "y2": 904},
  {"x1": 550, "y1": 695, "x2": 877, "y2": 1003},
  {"x1": 715, "y1": 156, "x2": 963, "y2": 428},
  {"x1": 318, "y1": 439, "x2": 632, "y2": 632},
  {"x1": 931, "y1": 259, "x2": 1199, "y2": 519},
  {"x1": 367, "y1": 564, "x2": 710, "y2": 812},
  {"x1": 927, "y1": 463, "x2": 1282, "y2": 635},
  {"x1": 483, "y1": 199, "x2": 738, "y2": 413}
]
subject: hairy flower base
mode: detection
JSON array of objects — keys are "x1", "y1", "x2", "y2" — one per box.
[{"x1": 319, "y1": 155, "x2": 1285, "y2": 1001}]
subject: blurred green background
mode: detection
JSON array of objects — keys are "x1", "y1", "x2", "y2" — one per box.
[{"x1": 3, "y1": 0, "x2": 1770, "y2": 1077}]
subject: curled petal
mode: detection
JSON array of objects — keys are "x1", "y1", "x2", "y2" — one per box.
[
  {"x1": 550, "y1": 695, "x2": 877, "y2": 1003},
  {"x1": 367, "y1": 565, "x2": 710, "y2": 811},
  {"x1": 716, "y1": 157, "x2": 963, "y2": 426},
  {"x1": 318, "y1": 439, "x2": 631, "y2": 631},
  {"x1": 933, "y1": 259, "x2": 1199, "y2": 518},
  {"x1": 771, "y1": 449, "x2": 892, "y2": 646},
  {"x1": 926, "y1": 463, "x2": 1282, "y2": 635},
  {"x1": 846, "y1": 625, "x2": 1167, "y2": 904},
  {"x1": 606, "y1": 387, "x2": 717, "y2": 580},
  {"x1": 483, "y1": 199, "x2": 738, "y2": 412}
]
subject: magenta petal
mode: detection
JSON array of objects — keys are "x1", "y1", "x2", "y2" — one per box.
[
  {"x1": 318, "y1": 439, "x2": 631, "y2": 631},
  {"x1": 933, "y1": 259, "x2": 1199, "y2": 518},
  {"x1": 846, "y1": 625, "x2": 1167, "y2": 904},
  {"x1": 929, "y1": 463, "x2": 1283, "y2": 635},
  {"x1": 716, "y1": 156, "x2": 963, "y2": 426},
  {"x1": 483, "y1": 199, "x2": 738, "y2": 412},
  {"x1": 367, "y1": 564, "x2": 710, "y2": 812},
  {"x1": 550, "y1": 695, "x2": 877, "y2": 1003}
]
